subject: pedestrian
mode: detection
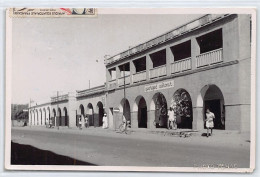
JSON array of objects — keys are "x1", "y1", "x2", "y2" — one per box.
[
  {"x1": 46, "y1": 117, "x2": 49, "y2": 128},
  {"x1": 102, "y1": 113, "x2": 108, "y2": 129},
  {"x1": 168, "y1": 107, "x2": 177, "y2": 130},
  {"x1": 122, "y1": 114, "x2": 127, "y2": 130},
  {"x1": 49, "y1": 118, "x2": 52, "y2": 128},
  {"x1": 85, "y1": 115, "x2": 89, "y2": 128},
  {"x1": 79, "y1": 116, "x2": 82, "y2": 130},
  {"x1": 205, "y1": 108, "x2": 215, "y2": 137}
]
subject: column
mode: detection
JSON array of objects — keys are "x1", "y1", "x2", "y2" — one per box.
[
  {"x1": 192, "y1": 107, "x2": 204, "y2": 131},
  {"x1": 166, "y1": 46, "x2": 174, "y2": 76},
  {"x1": 131, "y1": 111, "x2": 138, "y2": 128},
  {"x1": 146, "y1": 54, "x2": 152, "y2": 80},
  {"x1": 28, "y1": 111, "x2": 31, "y2": 126},
  {"x1": 130, "y1": 61, "x2": 136, "y2": 84},
  {"x1": 191, "y1": 37, "x2": 200, "y2": 69},
  {"x1": 148, "y1": 110, "x2": 156, "y2": 130},
  {"x1": 116, "y1": 66, "x2": 121, "y2": 87},
  {"x1": 106, "y1": 68, "x2": 111, "y2": 90}
]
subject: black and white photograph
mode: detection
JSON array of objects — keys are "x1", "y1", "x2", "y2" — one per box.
[{"x1": 5, "y1": 8, "x2": 256, "y2": 172}]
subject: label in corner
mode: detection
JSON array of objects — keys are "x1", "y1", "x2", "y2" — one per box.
[{"x1": 9, "y1": 8, "x2": 97, "y2": 18}]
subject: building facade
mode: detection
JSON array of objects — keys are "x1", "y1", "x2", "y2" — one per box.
[
  {"x1": 105, "y1": 14, "x2": 251, "y2": 132},
  {"x1": 28, "y1": 14, "x2": 251, "y2": 133}
]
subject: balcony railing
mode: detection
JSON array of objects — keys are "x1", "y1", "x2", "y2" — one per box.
[
  {"x1": 171, "y1": 57, "x2": 192, "y2": 74},
  {"x1": 51, "y1": 94, "x2": 69, "y2": 103},
  {"x1": 196, "y1": 48, "x2": 223, "y2": 68},
  {"x1": 150, "y1": 65, "x2": 167, "y2": 79},
  {"x1": 105, "y1": 14, "x2": 228, "y2": 65},
  {"x1": 118, "y1": 75, "x2": 131, "y2": 87},
  {"x1": 132, "y1": 71, "x2": 147, "y2": 83},
  {"x1": 108, "y1": 80, "x2": 117, "y2": 90}
]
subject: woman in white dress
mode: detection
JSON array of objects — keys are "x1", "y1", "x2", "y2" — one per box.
[{"x1": 205, "y1": 108, "x2": 215, "y2": 137}]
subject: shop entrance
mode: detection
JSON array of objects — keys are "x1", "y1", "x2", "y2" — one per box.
[
  {"x1": 203, "y1": 85, "x2": 225, "y2": 130},
  {"x1": 87, "y1": 103, "x2": 94, "y2": 126},
  {"x1": 120, "y1": 98, "x2": 131, "y2": 128},
  {"x1": 152, "y1": 92, "x2": 168, "y2": 128},
  {"x1": 172, "y1": 89, "x2": 193, "y2": 129},
  {"x1": 96, "y1": 102, "x2": 104, "y2": 127},
  {"x1": 138, "y1": 97, "x2": 147, "y2": 128}
]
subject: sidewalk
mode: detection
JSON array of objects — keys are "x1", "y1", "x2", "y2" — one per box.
[{"x1": 12, "y1": 125, "x2": 251, "y2": 150}]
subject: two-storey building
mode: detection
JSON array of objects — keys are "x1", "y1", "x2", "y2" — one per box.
[{"x1": 105, "y1": 14, "x2": 251, "y2": 132}]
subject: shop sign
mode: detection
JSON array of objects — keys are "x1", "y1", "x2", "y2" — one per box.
[
  {"x1": 113, "y1": 107, "x2": 120, "y2": 112},
  {"x1": 144, "y1": 80, "x2": 174, "y2": 92}
]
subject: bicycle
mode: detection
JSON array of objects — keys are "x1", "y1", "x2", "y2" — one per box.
[{"x1": 118, "y1": 120, "x2": 130, "y2": 134}]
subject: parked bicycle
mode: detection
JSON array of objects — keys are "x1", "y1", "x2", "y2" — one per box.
[{"x1": 119, "y1": 120, "x2": 131, "y2": 134}]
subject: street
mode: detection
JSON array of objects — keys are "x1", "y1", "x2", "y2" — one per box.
[{"x1": 11, "y1": 127, "x2": 250, "y2": 167}]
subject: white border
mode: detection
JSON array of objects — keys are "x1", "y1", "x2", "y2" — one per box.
[{"x1": 4, "y1": 7, "x2": 256, "y2": 173}]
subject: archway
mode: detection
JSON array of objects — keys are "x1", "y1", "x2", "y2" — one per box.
[
  {"x1": 171, "y1": 89, "x2": 193, "y2": 129},
  {"x1": 52, "y1": 109, "x2": 56, "y2": 126},
  {"x1": 78, "y1": 104, "x2": 85, "y2": 127},
  {"x1": 134, "y1": 96, "x2": 147, "y2": 128},
  {"x1": 96, "y1": 102, "x2": 104, "y2": 127},
  {"x1": 47, "y1": 107, "x2": 50, "y2": 125},
  {"x1": 39, "y1": 109, "x2": 42, "y2": 125},
  {"x1": 201, "y1": 84, "x2": 225, "y2": 130},
  {"x1": 120, "y1": 98, "x2": 131, "y2": 127},
  {"x1": 43, "y1": 108, "x2": 46, "y2": 126},
  {"x1": 63, "y1": 107, "x2": 68, "y2": 126},
  {"x1": 58, "y1": 107, "x2": 62, "y2": 126},
  {"x1": 35, "y1": 110, "x2": 39, "y2": 125},
  {"x1": 87, "y1": 103, "x2": 94, "y2": 126},
  {"x1": 151, "y1": 92, "x2": 168, "y2": 128}
]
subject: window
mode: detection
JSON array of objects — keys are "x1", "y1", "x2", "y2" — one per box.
[
  {"x1": 119, "y1": 63, "x2": 130, "y2": 77},
  {"x1": 133, "y1": 57, "x2": 146, "y2": 72},
  {"x1": 171, "y1": 40, "x2": 191, "y2": 62},
  {"x1": 196, "y1": 29, "x2": 223, "y2": 54},
  {"x1": 150, "y1": 49, "x2": 166, "y2": 68}
]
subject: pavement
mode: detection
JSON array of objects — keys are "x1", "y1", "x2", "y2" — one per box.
[{"x1": 11, "y1": 126, "x2": 251, "y2": 167}]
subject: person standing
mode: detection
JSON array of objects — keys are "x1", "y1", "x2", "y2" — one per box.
[
  {"x1": 79, "y1": 116, "x2": 82, "y2": 130},
  {"x1": 205, "y1": 108, "x2": 215, "y2": 137},
  {"x1": 122, "y1": 114, "x2": 127, "y2": 130},
  {"x1": 102, "y1": 113, "x2": 108, "y2": 129},
  {"x1": 168, "y1": 107, "x2": 177, "y2": 130},
  {"x1": 85, "y1": 114, "x2": 89, "y2": 128}
]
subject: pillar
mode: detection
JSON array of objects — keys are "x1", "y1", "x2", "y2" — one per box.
[
  {"x1": 148, "y1": 110, "x2": 156, "y2": 130},
  {"x1": 191, "y1": 37, "x2": 200, "y2": 69},
  {"x1": 130, "y1": 60, "x2": 136, "y2": 84},
  {"x1": 146, "y1": 54, "x2": 152, "y2": 80},
  {"x1": 131, "y1": 111, "x2": 138, "y2": 128},
  {"x1": 192, "y1": 107, "x2": 204, "y2": 131},
  {"x1": 166, "y1": 46, "x2": 174, "y2": 76}
]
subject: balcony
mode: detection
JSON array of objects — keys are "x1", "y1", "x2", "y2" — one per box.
[
  {"x1": 105, "y1": 14, "x2": 228, "y2": 65},
  {"x1": 196, "y1": 48, "x2": 223, "y2": 68},
  {"x1": 108, "y1": 80, "x2": 117, "y2": 90},
  {"x1": 171, "y1": 57, "x2": 192, "y2": 74},
  {"x1": 51, "y1": 94, "x2": 69, "y2": 103},
  {"x1": 118, "y1": 75, "x2": 131, "y2": 87},
  {"x1": 150, "y1": 65, "x2": 167, "y2": 79},
  {"x1": 132, "y1": 71, "x2": 147, "y2": 83}
]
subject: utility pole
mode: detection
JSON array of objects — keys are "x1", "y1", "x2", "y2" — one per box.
[{"x1": 89, "y1": 80, "x2": 90, "y2": 89}]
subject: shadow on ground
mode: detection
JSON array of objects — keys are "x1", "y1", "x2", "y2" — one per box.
[{"x1": 11, "y1": 141, "x2": 96, "y2": 165}]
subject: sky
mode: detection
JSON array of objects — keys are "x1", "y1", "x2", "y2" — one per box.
[{"x1": 11, "y1": 12, "x2": 203, "y2": 104}]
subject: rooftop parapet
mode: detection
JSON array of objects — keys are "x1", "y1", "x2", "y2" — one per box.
[
  {"x1": 51, "y1": 94, "x2": 69, "y2": 103},
  {"x1": 104, "y1": 14, "x2": 229, "y2": 66},
  {"x1": 76, "y1": 85, "x2": 105, "y2": 98}
]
